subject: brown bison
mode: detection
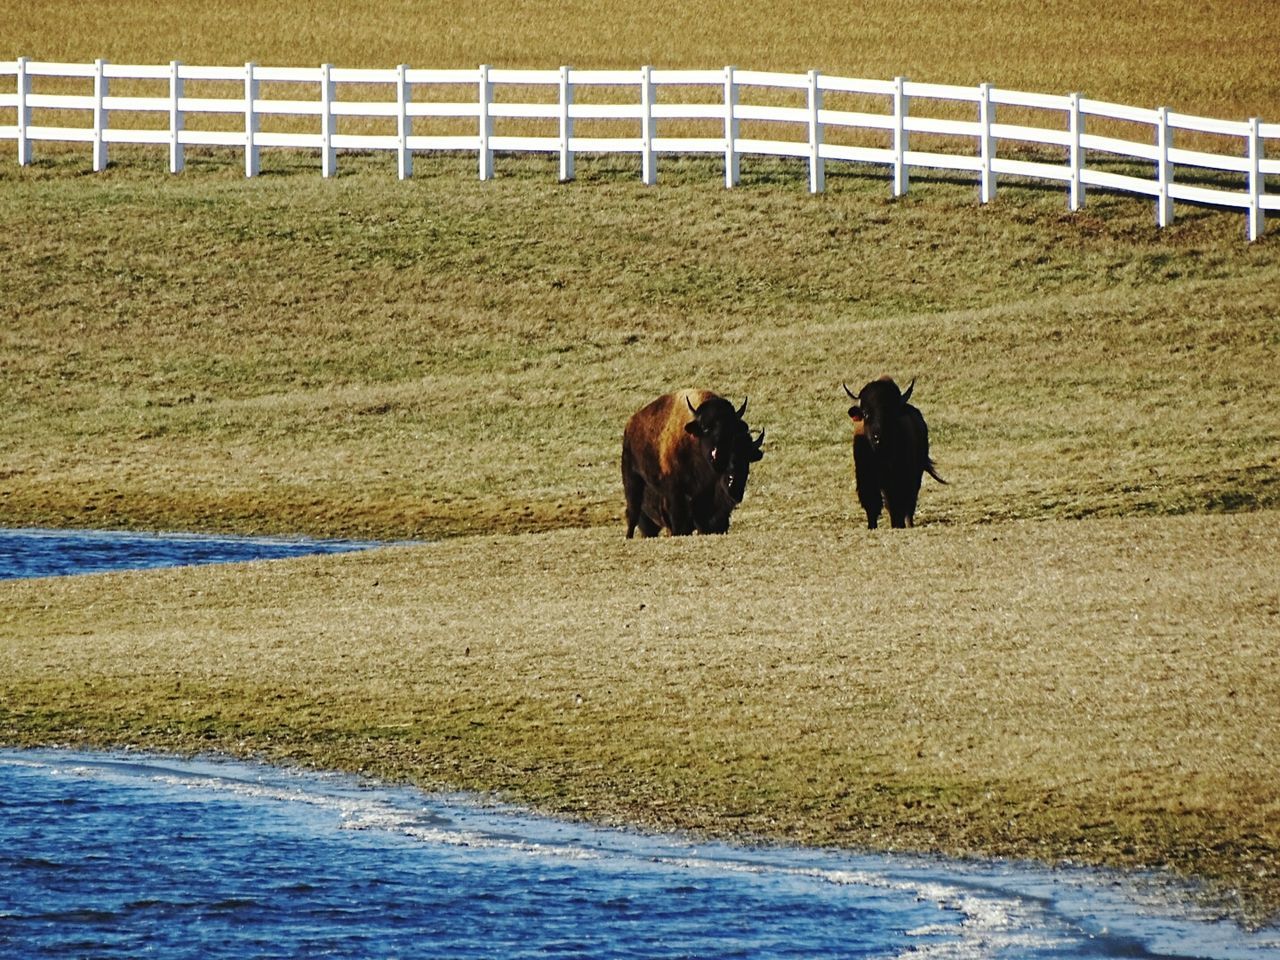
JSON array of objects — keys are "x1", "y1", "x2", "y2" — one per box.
[
  {"x1": 844, "y1": 376, "x2": 944, "y2": 529},
  {"x1": 622, "y1": 389, "x2": 765, "y2": 537}
]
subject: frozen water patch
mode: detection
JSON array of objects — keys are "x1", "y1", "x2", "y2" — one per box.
[{"x1": 0, "y1": 526, "x2": 394, "y2": 580}]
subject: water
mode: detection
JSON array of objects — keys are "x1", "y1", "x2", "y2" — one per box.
[
  {"x1": 4, "y1": 750, "x2": 1276, "y2": 960},
  {"x1": 0, "y1": 527, "x2": 385, "y2": 580},
  {"x1": 3, "y1": 531, "x2": 1278, "y2": 958}
]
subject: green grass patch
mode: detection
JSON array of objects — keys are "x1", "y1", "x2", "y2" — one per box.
[{"x1": 3, "y1": 152, "x2": 1276, "y2": 539}]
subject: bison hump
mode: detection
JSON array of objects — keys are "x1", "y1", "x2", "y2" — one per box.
[{"x1": 624, "y1": 389, "x2": 719, "y2": 483}]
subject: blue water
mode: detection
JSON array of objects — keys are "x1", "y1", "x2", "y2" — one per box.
[
  {"x1": 0, "y1": 527, "x2": 384, "y2": 579},
  {"x1": 6, "y1": 751, "x2": 1277, "y2": 960},
  {"x1": 2, "y1": 531, "x2": 1278, "y2": 958},
  {"x1": 0, "y1": 527, "x2": 384, "y2": 578}
]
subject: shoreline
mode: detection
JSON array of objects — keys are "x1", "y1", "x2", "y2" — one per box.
[{"x1": 4, "y1": 513, "x2": 1278, "y2": 927}]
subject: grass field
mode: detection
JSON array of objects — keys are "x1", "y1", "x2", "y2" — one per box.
[
  {"x1": 6, "y1": 0, "x2": 1280, "y2": 121},
  {"x1": 3, "y1": 152, "x2": 1277, "y2": 538},
  {"x1": 3, "y1": 0, "x2": 1279, "y2": 927}
]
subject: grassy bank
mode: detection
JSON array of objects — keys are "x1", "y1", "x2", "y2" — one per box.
[{"x1": 3, "y1": 514, "x2": 1279, "y2": 922}]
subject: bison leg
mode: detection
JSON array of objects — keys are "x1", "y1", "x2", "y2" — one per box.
[
  {"x1": 885, "y1": 488, "x2": 905, "y2": 528},
  {"x1": 665, "y1": 494, "x2": 698, "y2": 536},
  {"x1": 886, "y1": 477, "x2": 921, "y2": 529},
  {"x1": 902, "y1": 487, "x2": 919, "y2": 528},
  {"x1": 857, "y1": 483, "x2": 881, "y2": 528},
  {"x1": 691, "y1": 489, "x2": 732, "y2": 534},
  {"x1": 634, "y1": 506, "x2": 662, "y2": 538},
  {"x1": 700, "y1": 513, "x2": 731, "y2": 535},
  {"x1": 640, "y1": 488, "x2": 665, "y2": 536},
  {"x1": 624, "y1": 470, "x2": 661, "y2": 538},
  {"x1": 853, "y1": 437, "x2": 882, "y2": 530},
  {"x1": 856, "y1": 477, "x2": 882, "y2": 530},
  {"x1": 884, "y1": 487, "x2": 909, "y2": 528}
]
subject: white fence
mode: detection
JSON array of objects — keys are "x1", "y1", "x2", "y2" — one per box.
[{"x1": 1, "y1": 58, "x2": 1276, "y2": 240}]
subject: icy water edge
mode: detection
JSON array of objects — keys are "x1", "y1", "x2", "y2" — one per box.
[{"x1": 5, "y1": 749, "x2": 1278, "y2": 960}]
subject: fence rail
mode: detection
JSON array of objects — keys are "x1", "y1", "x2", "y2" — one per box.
[{"x1": 1, "y1": 58, "x2": 1276, "y2": 240}]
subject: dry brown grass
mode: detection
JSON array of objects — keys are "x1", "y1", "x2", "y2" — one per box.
[
  {"x1": 3, "y1": 512, "x2": 1278, "y2": 921},
  {"x1": 5, "y1": 0, "x2": 1279, "y2": 119}
]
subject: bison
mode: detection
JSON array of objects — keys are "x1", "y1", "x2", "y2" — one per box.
[
  {"x1": 844, "y1": 376, "x2": 944, "y2": 529},
  {"x1": 622, "y1": 389, "x2": 765, "y2": 537}
]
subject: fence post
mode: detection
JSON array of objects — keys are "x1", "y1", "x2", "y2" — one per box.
[
  {"x1": 893, "y1": 75, "x2": 908, "y2": 197},
  {"x1": 169, "y1": 60, "x2": 184, "y2": 173},
  {"x1": 321, "y1": 63, "x2": 336, "y2": 178},
  {"x1": 93, "y1": 58, "x2": 109, "y2": 172},
  {"x1": 559, "y1": 65, "x2": 574, "y2": 182},
  {"x1": 397, "y1": 64, "x2": 412, "y2": 180},
  {"x1": 16, "y1": 56, "x2": 31, "y2": 166},
  {"x1": 478, "y1": 63, "x2": 492, "y2": 180},
  {"x1": 1248, "y1": 117, "x2": 1264, "y2": 242},
  {"x1": 808, "y1": 69, "x2": 825, "y2": 194},
  {"x1": 244, "y1": 61, "x2": 259, "y2": 177},
  {"x1": 724, "y1": 64, "x2": 739, "y2": 188},
  {"x1": 1069, "y1": 92, "x2": 1084, "y2": 211},
  {"x1": 1156, "y1": 106, "x2": 1172, "y2": 227},
  {"x1": 641, "y1": 65, "x2": 656, "y2": 185},
  {"x1": 979, "y1": 82, "x2": 996, "y2": 203}
]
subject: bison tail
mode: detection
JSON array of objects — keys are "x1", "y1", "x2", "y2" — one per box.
[{"x1": 925, "y1": 459, "x2": 947, "y2": 484}]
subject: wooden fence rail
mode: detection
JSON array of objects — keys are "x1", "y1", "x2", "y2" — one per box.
[{"x1": 1, "y1": 59, "x2": 1275, "y2": 240}]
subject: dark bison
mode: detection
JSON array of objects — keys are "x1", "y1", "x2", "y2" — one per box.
[
  {"x1": 622, "y1": 389, "x2": 765, "y2": 537},
  {"x1": 844, "y1": 376, "x2": 945, "y2": 529}
]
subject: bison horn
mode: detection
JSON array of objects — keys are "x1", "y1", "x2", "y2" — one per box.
[
  {"x1": 902, "y1": 378, "x2": 916, "y2": 403},
  {"x1": 686, "y1": 396, "x2": 698, "y2": 415},
  {"x1": 754, "y1": 429, "x2": 766, "y2": 447},
  {"x1": 736, "y1": 396, "x2": 748, "y2": 419},
  {"x1": 842, "y1": 382, "x2": 857, "y2": 400}
]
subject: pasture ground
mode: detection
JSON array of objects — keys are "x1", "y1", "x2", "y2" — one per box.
[
  {"x1": 2, "y1": 513, "x2": 1278, "y2": 924},
  {"x1": 3, "y1": 0, "x2": 1280, "y2": 927}
]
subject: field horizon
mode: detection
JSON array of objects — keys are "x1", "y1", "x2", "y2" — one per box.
[{"x1": 6, "y1": 0, "x2": 1280, "y2": 123}]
